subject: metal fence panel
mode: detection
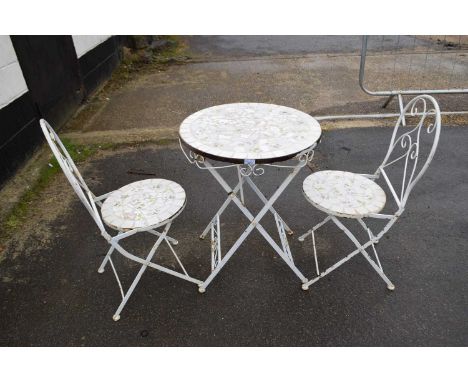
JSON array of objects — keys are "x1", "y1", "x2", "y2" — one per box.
[{"x1": 360, "y1": 35, "x2": 468, "y2": 96}]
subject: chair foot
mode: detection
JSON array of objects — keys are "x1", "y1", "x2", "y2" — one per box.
[
  {"x1": 198, "y1": 286, "x2": 206, "y2": 293},
  {"x1": 98, "y1": 268, "x2": 105, "y2": 274},
  {"x1": 387, "y1": 283, "x2": 395, "y2": 291},
  {"x1": 172, "y1": 240, "x2": 179, "y2": 245},
  {"x1": 199, "y1": 235, "x2": 206, "y2": 240},
  {"x1": 113, "y1": 314, "x2": 120, "y2": 321},
  {"x1": 298, "y1": 231, "x2": 312, "y2": 242},
  {"x1": 302, "y1": 284, "x2": 309, "y2": 291},
  {"x1": 287, "y1": 230, "x2": 294, "y2": 236}
]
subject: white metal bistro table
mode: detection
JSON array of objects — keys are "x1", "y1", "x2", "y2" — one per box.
[{"x1": 179, "y1": 103, "x2": 322, "y2": 292}]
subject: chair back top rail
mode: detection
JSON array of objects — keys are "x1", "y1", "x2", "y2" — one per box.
[{"x1": 40, "y1": 119, "x2": 107, "y2": 236}]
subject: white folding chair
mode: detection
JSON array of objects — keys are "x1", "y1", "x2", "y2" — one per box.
[
  {"x1": 298, "y1": 95, "x2": 441, "y2": 291},
  {"x1": 40, "y1": 119, "x2": 202, "y2": 321}
]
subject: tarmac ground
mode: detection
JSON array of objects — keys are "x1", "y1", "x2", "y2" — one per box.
[{"x1": 0, "y1": 126, "x2": 466, "y2": 346}]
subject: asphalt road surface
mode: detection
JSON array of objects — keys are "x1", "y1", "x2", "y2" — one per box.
[{"x1": 1, "y1": 126, "x2": 466, "y2": 346}]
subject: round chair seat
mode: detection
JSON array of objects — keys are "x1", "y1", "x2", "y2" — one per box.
[
  {"x1": 101, "y1": 179, "x2": 186, "y2": 231},
  {"x1": 303, "y1": 170, "x2": 386, "y2": 218}
]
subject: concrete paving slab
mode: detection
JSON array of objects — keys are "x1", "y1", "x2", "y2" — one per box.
[
  {"x1": 0, "y1": 126, "x2": 466, "y2": 346},
  {"x1": 63, "y1": 35, "x2": 467, "y2": 144},
  {"x1": 66, "y1": 54, "x2": 467, "y2": 137}
]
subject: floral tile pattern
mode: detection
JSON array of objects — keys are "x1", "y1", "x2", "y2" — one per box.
[
  {"x1": 303, "y1": 170, "x2": 386, "y2": 218},
  {"x1": 179, "y1": 103, "x2": 321, "y2": 162},
  {"x1": 101, "y1": 179, "x2": 186, "y2": 231}
]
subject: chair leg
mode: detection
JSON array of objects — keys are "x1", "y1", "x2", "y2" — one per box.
[
  {"x1": 148, "y1": 229, "x2": 178, "y2": 245},
  {"x1": 98, "y1": 230, "x2": 125, "y2": 273},
  {"x1": 112, "y1": 224, "x2": 170, "y2": 321},
  {"x1": 298, "y1": 216, "x2": 331, "y2": 242},
  {"x1": 360, "y1": 250, "x2": 395, "y2": 290},
  {"x1": 301, "y1": 215, "x2": 395, "y2": 291},
  {"x1": 302, "y1": 244, "x2": 363, "y2": 290},
  {"x1": 331, "y1": 216, "x2": 395, "y2": 291},
  {"x1": 112, "y1": 264, "x2": 149, "y2": 321},
  {"x1": 98, "y1": 244, "x2": 116, "y2": 273}
]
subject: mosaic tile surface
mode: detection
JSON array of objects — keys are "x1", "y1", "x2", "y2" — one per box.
[
  {"x1": 303, "y1": 170, "x2": 386, "y2": 218},
  {"x1": 101, "y1": 179, "x2": 186, "y2": 230},
  {"x1": 179, "y1": 103, "x2": 321, "y2": 161}
]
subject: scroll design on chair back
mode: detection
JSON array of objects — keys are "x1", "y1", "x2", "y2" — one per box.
[{"x1": 375, "y1": 95, "x2": 441, "y2": 211}]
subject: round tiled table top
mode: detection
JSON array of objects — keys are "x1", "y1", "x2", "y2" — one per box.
[
  {"x1": 179, "y1": 103, "x2": 321, "y2": 163},
  {"x1": 101, "y1": 179, "x2": 186, "y2": 231}
]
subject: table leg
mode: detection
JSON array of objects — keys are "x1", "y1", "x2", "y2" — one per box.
[
  {"x1": 199, "y1": 175, "x2": 245, "y2": 240},
  {"x1": 198, "y1": 160, "x2": 307, "y2": 292},
  {"x1": 237, "y1": 165, "x2": 245, "y2": 205},
  {"x1": 200, "y1": 169, "x2": 293, "y2": 238},
  {"x1": 244, "y1": 176, "x2": 294, "y2": 235}
]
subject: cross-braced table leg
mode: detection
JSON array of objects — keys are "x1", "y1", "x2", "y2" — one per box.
[
  {"x1": 244, "y1": 176, "x2": 294, "y2": 235},
  {"x1": 198, "y1": 159, "x2": 308, "y2": 292},
  {"x1": 199, "y1": 166, "x2": 294, "y2": 239},
  {"x1": 199, "y1": 178, "x2": 245, "y2": 240}
]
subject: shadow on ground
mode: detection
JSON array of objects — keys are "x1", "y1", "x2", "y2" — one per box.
[{"x1": 0, "y1": 127, "x2": 466, "y2": 346}]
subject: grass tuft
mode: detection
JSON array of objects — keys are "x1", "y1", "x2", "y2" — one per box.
[{"x1": 1, "y1": 139, "x2": 102, "y2": 237}]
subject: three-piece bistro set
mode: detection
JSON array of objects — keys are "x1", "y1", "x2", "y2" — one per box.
[{"x1": 40, "y1": 94, "x2": 441, "y2": 321}]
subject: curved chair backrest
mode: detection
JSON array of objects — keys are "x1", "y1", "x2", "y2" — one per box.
[
  {"x1": 39, "y1": 119, "x2": 106, "y2": 235},
  {"x1": 376, "y1": 95, "x2": 441, "y2": 212}
]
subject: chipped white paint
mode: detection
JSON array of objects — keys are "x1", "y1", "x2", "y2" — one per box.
[
  {"x1": 101, "y1": 179, "x2": 186, "y2": 231},
  {"x1": 303, "y1": 170, "x2": 386, "y2": 218},
  {"x1": 72, "y1": 35, "x2": 111, "y2": 58},
  {"x1": 0, "y1": 36, "x2": 28, "y2": 108},
  {"x1": 180, "y1": 103, "x2": 321, "y2": 162}
]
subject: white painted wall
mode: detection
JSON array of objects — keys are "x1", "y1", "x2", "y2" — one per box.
[
  {"x1": 72, "y1": 35, "x2": 111, "y2": 58},
  {"x1": 0, "y1": 35, "x2": 28, "y2": 109},
  {"x1": 0, "y1": 35, "x2": 112, "y2": 110}
]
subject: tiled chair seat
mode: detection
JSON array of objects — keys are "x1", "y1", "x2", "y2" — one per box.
[
  {"x1": 101, "y1": 179, "x2": 186, "y2": 231},
  {"x1": 303, "y1": 170, "x2": 386, "y2": 218}
]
